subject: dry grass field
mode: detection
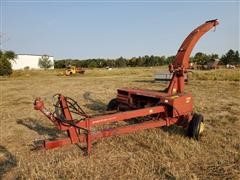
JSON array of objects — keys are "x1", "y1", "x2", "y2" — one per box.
[{"x1": 0, "y1": 67, "x2": 240, "y2": 179}]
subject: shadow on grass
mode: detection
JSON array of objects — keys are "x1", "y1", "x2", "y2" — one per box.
[
  {"x1": 83, "y1": 92, "x2": 107, "y2": 113},
  {"x1": 133, "y1": 79, "x2": 171, "y2": 86},
  {"x1": 16, "y1": 118, "x2": 62, "y2": 140},
  {"x1": 155, "y1": 166, "x2": 176, "y2": 180},
  {"x1": 133, "y1": 79, "x2": 155, "y2": 83},
  {"x1": 162, "y1": 125, "x2": 187, "y2": 137},
  {"x1": 0, "y1": 146, "x2": 17, "y2": 178}
]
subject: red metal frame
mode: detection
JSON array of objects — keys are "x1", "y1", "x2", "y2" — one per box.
[
  {"x1": 34, "y1": 96, "x2": 183, "y2": 154},
  {"x1": 33, "y1": 19, "x2": 219, "y2": 155}
]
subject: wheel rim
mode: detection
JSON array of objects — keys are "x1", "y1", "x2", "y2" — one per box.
[{"x1": 199, "y1": 122, "x2": 204, "y2": 135}]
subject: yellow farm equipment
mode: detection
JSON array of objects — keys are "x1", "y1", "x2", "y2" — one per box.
[{"x1": 59, "y1": 65, "x2": 85, "y2": 76}]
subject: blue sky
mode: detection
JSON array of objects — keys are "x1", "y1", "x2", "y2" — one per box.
[{"x1": 1, "y1": 1, "x2": 239, "y2": 59}]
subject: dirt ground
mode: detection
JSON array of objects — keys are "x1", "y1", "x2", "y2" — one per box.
[{"x1": 0, "y1": 67, "x2": 240, "y2": 179}]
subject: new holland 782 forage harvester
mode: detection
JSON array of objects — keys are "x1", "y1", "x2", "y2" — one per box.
[{"x1": 34, "y1": 19, "x2": 219, "y2": 155}]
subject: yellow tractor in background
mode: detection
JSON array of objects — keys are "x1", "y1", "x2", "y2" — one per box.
[
  {"x1": 65, "y1": 65, "x2": 85, "y2": 76},
  {"x1": 58, "y1": 65, "x2": 85, "y2": 76}
]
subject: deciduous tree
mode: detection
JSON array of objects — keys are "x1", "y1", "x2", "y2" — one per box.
[
  {"x1": 0, "y1": 50, "x2": 16, "y2": 76},
  {"x1": 38, "y1": 55, "x2": 53, "y2": 69}
]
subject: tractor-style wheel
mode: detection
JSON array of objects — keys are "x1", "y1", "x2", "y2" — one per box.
[
  {"x1": 107, "y1": 98, "x2": 119, "y2": 111},
  {"x1": 187, "y1": 113, "x2": 204, "y2": 140}
]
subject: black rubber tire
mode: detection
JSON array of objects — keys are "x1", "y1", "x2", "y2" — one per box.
[
  {"x1": 107, "y1": 98, "x2": 119, "y2": 111},
  {"x1": 187, "y1": 113, "x2": 204, "y2": 140}
]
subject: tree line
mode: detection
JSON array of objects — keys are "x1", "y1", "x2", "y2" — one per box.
[
  {"x1": 54, "y1": 49, "x2": 240, "y2": 69},
  {"x1": 0, "y1": 49, "x2": 239, "y2": 76},
  {"x1": 54, "y1": 55, "x2": 174, "y2": 69}
]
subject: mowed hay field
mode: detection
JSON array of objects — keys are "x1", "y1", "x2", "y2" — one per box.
[{"x1": 0, "y1": 67, "x2": 240, "y2": 179}]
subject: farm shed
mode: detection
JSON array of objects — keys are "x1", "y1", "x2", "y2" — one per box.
[{"x1": 11, "y1": 54, "x2": 54, "y2": 70}]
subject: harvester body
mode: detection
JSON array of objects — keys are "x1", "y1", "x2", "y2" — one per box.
[{"x1": 34, "y1": 19, "x2": 219, "y2": 155}]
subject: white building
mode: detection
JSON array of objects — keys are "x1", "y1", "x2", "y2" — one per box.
[{"x1": 12, "y1": 54, "x2": 54, "y2": 70}]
